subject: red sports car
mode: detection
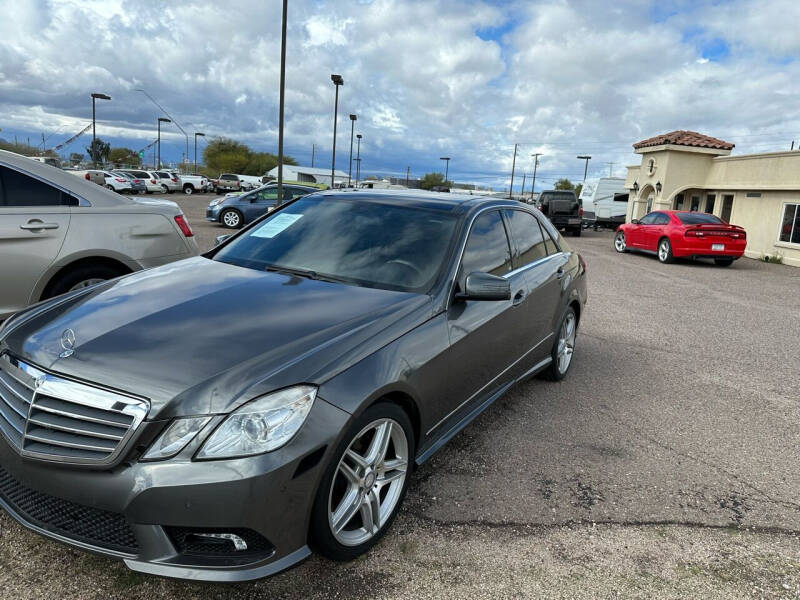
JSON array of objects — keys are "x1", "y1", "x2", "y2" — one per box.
[{"x1": 614, "y1": 210, "x2": 747, "y2": 266}]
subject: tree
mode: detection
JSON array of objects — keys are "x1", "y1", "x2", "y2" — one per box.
[
  {"x1": 202, "y1": 137, "x2": 297, "y2": 176},
  {"x1": 86, "y1": 138, "x2": 111, "y2": 164},
  {"x1": 108, "y1": 147, "x2": 141, "y2": 167},
  {"x1": 554, "y1": 178, "x2": 575, "y2": 191},
  {"x1": 574, "y1": 183, "x2": 583, "y2": 198},
  {"x1": 68, "y1": 152, "x2": 84, "y2": 166},
  {"x1": 419, "y1": 172, "x2": 451, "y2": 190}
]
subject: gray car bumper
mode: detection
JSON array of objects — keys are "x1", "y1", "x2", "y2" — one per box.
[{"x1": 0, "y1": 398, "x2": 350, "y2": 581}]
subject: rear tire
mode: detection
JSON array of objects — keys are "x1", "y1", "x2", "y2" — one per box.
[
  {"x1": 43, "y1": 263, "x2": 127, "y2": 300},
  {"x1": 105, "y1": 184, "x2": 115, "y2": 191},
  {"x1": 183, "y1": 184, "x2": 195, "y2": 195},
  {"x1": 310, "y1": 402, "x2": 413, "y2": 562},
  {"x1": 542, "y1": 306, "x2": 578, "y2": 381},
  {"x1": 714, "y1": 258, "x2": 734, "y2": 267},
  {"x1": 161, "y1": 184, "x2": 169, "y2": 194},
  {"x1": 658, "y1": 238, "x2": 674, "y2": 264}
]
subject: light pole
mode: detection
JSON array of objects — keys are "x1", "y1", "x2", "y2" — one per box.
[
  {"x1": 355, "y1": 134, "x2": 362, "y2": 186},
  {"x1": 157, "y1": 117, "x2": 171, "y2": 168},
  {"x1": 577, "y1": 155, "x2": 592, "y2": 182},
  {"x1": 90, "y1": 93, "x2": 110, "y2": 167},
  {"x1": 277, "y1": 0, "x2": 288, "y2": 204},
  {"x1": 193, "y1": 132, "x2": 205, "y2": 174},
  {"x1": 406, "y1": 166, "x2": 410, "y2": 187},
  {"x1": 330, "y1": 74, "x2": 344, "y2": 188},
  {"x1": 440, "y1": 157, "x2": 450, "y2": 185},
  {"x1": 530, "y1": 153, "x2": 542, "y2": 201},
  {"x1": 348, "y1": 114, "x2": 357, "y2": 186}
]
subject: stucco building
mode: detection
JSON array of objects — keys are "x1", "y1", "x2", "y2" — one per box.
[{"x1": 624, "y1": 131, "x2": 800, "y2": 266}]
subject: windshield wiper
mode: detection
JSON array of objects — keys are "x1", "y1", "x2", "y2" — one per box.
[{"x1": 264, "y1": 264, "x2": 318, "y2": 280}]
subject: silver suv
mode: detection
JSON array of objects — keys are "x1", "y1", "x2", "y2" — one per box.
[{"x1": 0, "y1": 150, "x2": 199, "y2": 319}]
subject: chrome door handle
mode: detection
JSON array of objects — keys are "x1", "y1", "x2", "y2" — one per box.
[{"x1": 20, "y1": 222, "x2": 59, "y2": 231}]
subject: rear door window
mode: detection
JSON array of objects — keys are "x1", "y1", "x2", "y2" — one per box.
[
  {"x1": 460, "y1": 211, "x2": 512, "y2": 283},
  {"x1": 0, "y1": 166, "x2": 70, "y2": 207},
  {"x1": 503, "y1": 209, "x2": 548, "y2": 268}
]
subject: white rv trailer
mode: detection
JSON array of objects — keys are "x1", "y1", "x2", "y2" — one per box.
[{"x1": 579, "y1": 177, "x2": 626, "y2": 228}]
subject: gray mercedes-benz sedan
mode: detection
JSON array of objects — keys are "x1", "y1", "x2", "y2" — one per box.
[{"x1": 0, "y1": 190, "x2": 586, "y2": 581}]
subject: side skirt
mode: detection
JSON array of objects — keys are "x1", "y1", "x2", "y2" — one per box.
[{"x1": 415, "y1": 356, "x2": 552, "y2": 466}]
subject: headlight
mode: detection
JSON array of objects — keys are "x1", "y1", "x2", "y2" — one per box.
[
  {"x1": 196, "y1": 385, "x2": 317, "y2": 460},
  {"x1": 143, "y1": 417, "x2": 211, "y2": 460},
  {"x1": 209, "y1": 198, "x2": 224, "y2": 207}
]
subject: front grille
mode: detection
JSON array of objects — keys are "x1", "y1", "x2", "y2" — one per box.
[
  {"x1": 0, "y1": 464, "x2": 138, "y2": 553},
  {"x1": 0, "y1": 354, "x2": 149, "y2": 465},
  {"x1": 165, "y1": 526, "x2": 274, "y2": 556}
]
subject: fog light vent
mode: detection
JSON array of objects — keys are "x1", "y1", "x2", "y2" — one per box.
[{"x1": 164, "y1": 526, "x2": 273, "y2": 556}]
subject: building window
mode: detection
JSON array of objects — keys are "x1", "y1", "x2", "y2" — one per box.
[
  {"x1": 647, "y1": 159, "x2": 655, "y2": 175},
  {"x1": 705, "y1": 194, "x2": 716, "y2": 214},
  {"x1": 690, "y1": 196, "x2": 700, "y2": 211},
  {"x1": 746, "y1": 192, "x2": 762, "y2": 198},
  {"x1": 674, "y1": 194, "x2": 684, "y2": 210},
  {"x1": 779, "y1": 204, "x2": 800, "y2": 244},
  {"x1": 721, "y1": 195, "x2": 734, "y2": 223}
]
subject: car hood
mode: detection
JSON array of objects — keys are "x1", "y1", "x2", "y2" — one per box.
[{"x1": 3, "y1": 257, "x2": 431, "y2": 418}]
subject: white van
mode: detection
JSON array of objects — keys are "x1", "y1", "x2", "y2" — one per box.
[{"x1": 579, "y1": 177, "x2": 626, "y2": 229}]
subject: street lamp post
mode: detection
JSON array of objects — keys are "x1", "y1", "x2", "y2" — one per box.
[
  {"x1": 530, "y1": 153, "x2": 543, "y2": 201},
  {"x1": 157, "y1": 117, "x2": 171, "y2": 169},
  {"x1": 440, "y1": 157, "x2": 450, "y2": 185},
  {"x1": 355, "y1": 134, "x2": 362, "y2": 186},
  {"x1": 330, "y1": 74, "x2": 344, "y2": 188},
  {"x1": 277, "y1": 0, "x2": 288, "y2": 204},
  {"x1": 193, "y1": 132, "x2": 205, "y2": 174},
  {"x1": 90, "y1": 93, "x2": 110, "y2": 167},
  {"x1": 348, "y1": 114, "x2": 357, "y2": 186},
  {"x1": 577, "y1": 155, "x2": 592, "y2": 182}
]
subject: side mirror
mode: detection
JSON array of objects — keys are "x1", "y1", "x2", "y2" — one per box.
[
  {"x1": 214, "y1": 234, "x2": 232, "y2": 246},
  {"x1": 455, "y1": 272, "x2": 511, "y2": 302},
  {"x1": 631, "y1": 219, "x2": 639, "y2": 224}
]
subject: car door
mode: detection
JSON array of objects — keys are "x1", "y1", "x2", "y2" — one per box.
[
  {"x1": 435, "y1": 210, "x2": 529, "y2": 434},
  {"x1": 0, "y1": 165, "x2": 72, "y2": 316},
  {"x1": 244, "y1": 188, "x2": 280, "y2": 222},
  {"x1": 629, "y1": 212, "x2": 656, "y2": 248},
  {"x1": 503, "y1": 208, "x2": 568, "y2": 368},
  {"x1": 642, "y1": 212, "x2": 668, "y2": 250}
]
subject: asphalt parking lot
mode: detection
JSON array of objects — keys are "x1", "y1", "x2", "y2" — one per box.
[{"x1": 1, "y1": 196, "x2": 799, "y2": 599}]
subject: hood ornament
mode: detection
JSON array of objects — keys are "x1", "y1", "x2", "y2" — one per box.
[{"x1": 59, "y1": 328, "x2": 76, "y2": 358}]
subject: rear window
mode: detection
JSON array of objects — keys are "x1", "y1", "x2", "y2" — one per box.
[
  {"x1": 676, "y1": 213, "x2": 723, "y2": 225},
  {"x1": 540, "y1": 192, "x2": 576, "y2": 203},
  {"x1": 220, "y1": 174, "x2": 238, "y2": 180}
]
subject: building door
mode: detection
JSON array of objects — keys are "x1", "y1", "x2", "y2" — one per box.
[
  {"x1": 705, "y1": 194, "x2": 716, "y2": 214},
  {"x1": 721, "y1": 195, "x2": 734, "y2": 223},
  {"x1": 674, "y1": 194, "x2": 684, "y2": 210},
  {"x1": 646, "y1": 195, "x2": 653, "y2": 213},
  {"x1": 690, "y1": 195, "x2": 700, "y2": 211}
]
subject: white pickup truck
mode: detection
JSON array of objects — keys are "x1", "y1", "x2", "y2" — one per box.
[{"x1": 178, "y1": 173, "x2": 210, "y2": 195}]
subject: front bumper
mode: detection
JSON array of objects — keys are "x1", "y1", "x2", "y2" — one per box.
[
  {"x1": 0, "y1": 397, "x2": 350, "y2": 582},
  {"x1": 205, "y1": 204, "x2": 223, "y2": 222}
]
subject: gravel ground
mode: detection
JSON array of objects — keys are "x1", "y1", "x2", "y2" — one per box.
[{"x1": 1, "y1": 197, "x2": 799, "y2": 598}]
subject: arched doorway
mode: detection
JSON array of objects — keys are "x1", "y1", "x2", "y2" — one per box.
[{"x1": 633, "y1": 184, "x2": 655, "y2": 219}]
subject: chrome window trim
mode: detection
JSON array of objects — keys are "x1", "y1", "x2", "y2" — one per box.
[
  {"x1": 0, "y1": 159, "x2": 91, "y2": 207},
  {"x1": 0, "y1": 354, "x2": 149, "y2": 466},
  {"x1": 426, "y1": 332, "x2": 554, "y2": 435}
]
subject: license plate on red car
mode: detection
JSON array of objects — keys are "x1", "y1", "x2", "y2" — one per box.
[{"x1": 712, "y1": 243, "x2": 725, "y2": 251}]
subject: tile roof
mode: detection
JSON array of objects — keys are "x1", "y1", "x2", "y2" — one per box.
[{"x1": 633, "y1": 130, "x2": 734, "y2": 151}]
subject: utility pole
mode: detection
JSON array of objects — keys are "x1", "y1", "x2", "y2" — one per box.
[
  {"x1": 509, "y1": 144, "x2": 518, "y2": 199},
  {"x1": 311, "y1": 144, "x2": 315, "y2": 167},
  {"x1": 520, "y1": 173, "x2": 526, "y2": 199},
  {"x1": 348, "y1": 114, "x2": 357, "y2": 186},
  {"x1": 530, "y1": 153, "x2": 542, "y2": 201},
  {"x1": 406, "y1": 166, "x2": 410, "y2": 187},
  {"x1": 605, "y1": 161, "x2": 615, "y2": 176},
  {"x1": 277, "y1": 0, "x2": 288, "y2": 204}
]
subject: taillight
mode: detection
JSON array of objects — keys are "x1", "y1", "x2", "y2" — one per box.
[
  {"x1": 171, "y1": 177, "x2": 178, "y2": 183},
  {"x1": 578, "y1": 207, "x2": 584, "y2": 217},
  {"x1": 151, "y1": 179, "x2": 156, "y2": 184},
  {"x1": 685, "y1": 229, "x2": 703, "y2": 237},
  {"x1": 115, "y1": 178, "x2": 126, "y2": 183},
  {"x1": 85, "y1": 173, "x2": 90, "y2": 180},
  {"x1": 174, "y1": 214, "x2": 194, "y2": 237}
]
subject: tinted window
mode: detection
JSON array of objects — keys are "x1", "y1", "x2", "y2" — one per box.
[
  {"x1": 779, "y1": 204, "x2": 800, "y2": 244},
  {"x1": 252, "y1": 189, "x2": 279, "y2": 202},
  {"x1": 504, "y1": 209, "x2": 548, "y2": 268},
  {"x1": 214, "y1": 197, "x2": 458, "y2": 293},
  {"x1": 289, "y1": 187, "x2": 311, "y2": 199},
  {"x1": 541, "y1": 222, "x2": 558, "y2": 254},
  {"x1": 460, "y1": 211, "x2": 512, "y2": 281},
  {"x1": 654, "y1": 213, "x2": 670, "y2": 225},
  {"x1": 676, "y1": 213, "x2": 723, "y2": 225},
  {"x1": 639, "y1": 212, "x2": 659, "y2": 225},
  {"x1": 220, "y1": 174, "x2": 238, "y2": 180},
  {"x1": 0, "y1": 166, "x2": 68, "y2": 207}
]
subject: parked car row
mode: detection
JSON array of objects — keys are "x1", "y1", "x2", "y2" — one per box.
[{"x1": 67, "y1": 167, "x2": 210, "y2": 196}]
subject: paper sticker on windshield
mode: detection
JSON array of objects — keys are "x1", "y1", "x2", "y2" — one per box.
[{"x1": 251, "y1": 213, "x2": 303, "y2": 238}]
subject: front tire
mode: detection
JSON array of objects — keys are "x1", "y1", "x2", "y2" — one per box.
[
  {"x1": 614, "y1": 231, "x2": 627, "y2": 253},
  {"x1": 43, "y1": 263, "x2": 126, "y2": 300},
  {"x1": 658, "y1": 238, "x2": 674, "y2": 264},
  {"x1": 220, "y1": 208, "x2": 243, "y2": 229},
  {"x1": 183, "y1": 184, "x2": 195, "y2": 195},
  {"x1": 311, "y1": 403, "x2": 413, "y2": 561},
  {"x1": 542, "y1": 306, "x2": 578, "y2": 381}
]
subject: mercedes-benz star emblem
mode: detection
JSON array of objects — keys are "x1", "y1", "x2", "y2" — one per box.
[{"x1": 59, "y1": 328, "x2": 76, "y2": 358}]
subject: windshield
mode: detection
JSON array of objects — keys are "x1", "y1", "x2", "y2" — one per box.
[
  {"x1": 213, "y1": 196, "x2": 459, "y2": 293},
  {"x1": 677, "y1": 213, "x2": 724, "y2": 225}
]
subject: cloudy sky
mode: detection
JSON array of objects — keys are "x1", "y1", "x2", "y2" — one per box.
[{"x1": 1, "y1": 0, "x2": 799, "y2": 189}]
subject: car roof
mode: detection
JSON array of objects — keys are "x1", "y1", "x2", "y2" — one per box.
[
  {"x1": 310, "y1": 188, "x2": 519, "y2": 214},
  {"x1": 0, "y1": 149, "x2": 134, "y2": 207}
]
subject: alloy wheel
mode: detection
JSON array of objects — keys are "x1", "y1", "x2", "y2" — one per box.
[
  {"x1": 68, "y1": 278, "x2": 106, "y2": 292},
  {"x1": 614, "y1": 232, "x2": 626, "y2": 252},
  {"x1": 328, "y1": 418, "x2": 408, "y2": 547},
  {"x1": 222, "y1": 210, "x2": 241, "y2": 228},
  {"x1": 659, "y1": 240, "x2": 670, "y2": 262},
  {"x1": 556, "y1": 312, "x2": 576, "y2": 374}
]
